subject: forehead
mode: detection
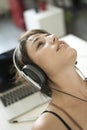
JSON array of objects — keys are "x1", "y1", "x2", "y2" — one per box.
[{"x1": 27, "y1": 33, "x2": 45, "y2": 41}]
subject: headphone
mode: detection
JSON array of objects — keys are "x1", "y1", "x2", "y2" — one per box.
[{"x1": 13, "y1": 46, "x2": 47, "y2": 90}]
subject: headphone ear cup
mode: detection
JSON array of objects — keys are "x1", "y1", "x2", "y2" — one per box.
[{"x1": 22, "y1": 64, "x2": 47, "y2": 87}]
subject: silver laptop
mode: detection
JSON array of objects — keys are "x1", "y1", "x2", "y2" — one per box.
[{"x1": 0, "y1": 50, "x2": 50, "y2": 123}]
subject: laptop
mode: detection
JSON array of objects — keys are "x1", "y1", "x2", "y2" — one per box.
[{"x1": 0, "y1": 49, "x2": 50, "y2": 123}]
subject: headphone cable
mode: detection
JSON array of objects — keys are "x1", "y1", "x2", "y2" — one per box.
[{"x1": 52, "y1": 88, "x2": 87, "y2": 103}]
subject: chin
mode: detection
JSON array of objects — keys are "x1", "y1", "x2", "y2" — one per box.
[
  {"x1": 66, "y1": 47, "x2": 77, "y2": 63},
  {"x1": 71, "y1": 48, "x2": 77, "y2": 57}
]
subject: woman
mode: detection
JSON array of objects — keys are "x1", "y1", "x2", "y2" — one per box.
[{"x1": 14, "y1": 29, "x2": 87, "y2": 130}]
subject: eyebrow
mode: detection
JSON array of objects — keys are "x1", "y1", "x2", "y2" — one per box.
[{"x1": 31, "y1": 33, "x2": 50, "y2": 46}]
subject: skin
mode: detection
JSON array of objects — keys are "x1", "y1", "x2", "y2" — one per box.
[{"x1": 25, "y1": 33, "x2": 87, "y2": 130}]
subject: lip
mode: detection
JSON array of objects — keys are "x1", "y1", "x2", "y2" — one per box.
[{"x1": 56, "y1": 41, "x2": 65, "y2": 51}]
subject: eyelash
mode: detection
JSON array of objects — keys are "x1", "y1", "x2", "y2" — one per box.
[
  {"x1": 37, "y1": 42, "x2": 44, "y2": 49},
  {"x1": 36, "y1": 33, "x2": 50, "y2": 49}
]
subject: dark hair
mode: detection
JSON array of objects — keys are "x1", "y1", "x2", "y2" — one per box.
[{"x1": 14, "y1": 29, "x2": 52, "y2": 97}]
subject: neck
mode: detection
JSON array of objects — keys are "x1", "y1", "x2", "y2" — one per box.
[{"x1": 50, "y1": 66, "x2": 87, "y2": 107}]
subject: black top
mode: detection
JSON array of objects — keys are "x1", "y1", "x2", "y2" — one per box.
[{"x1": 42, "y1": 110, "x2": 72, "y2": 130}]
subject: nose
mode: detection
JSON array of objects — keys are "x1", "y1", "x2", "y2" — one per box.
[{"x1": 48, "y1": 34, "x2": 58, "y2": 44}]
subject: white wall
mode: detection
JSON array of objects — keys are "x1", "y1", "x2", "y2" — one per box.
[{"x1": 0, "y1": 0, "x2": 9, "y2": 14}]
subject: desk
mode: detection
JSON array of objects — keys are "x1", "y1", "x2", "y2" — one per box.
[
  {"x1": 0, "y1": 34, "x2": 87, "y2": 130},
  {"x1": 0, "y1": 101, "x2": 49, "y2": 130}
]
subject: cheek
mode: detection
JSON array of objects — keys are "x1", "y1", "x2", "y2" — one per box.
[
  {"x1": 34, "y1": 49, "x2": 56, "y2": 75},
  {"x1": 64, "y1": 47, "x2": 77, "y2": 63},
  {"x1": 35, "y1": 51, "x2": 52, "y2": 68}
]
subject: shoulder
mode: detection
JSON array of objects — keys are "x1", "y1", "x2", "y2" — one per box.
[{"x1": 32, "y1": 111, "x2": 65, "y2": 130}]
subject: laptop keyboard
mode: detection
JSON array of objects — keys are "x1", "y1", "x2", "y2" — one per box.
[{"x1": 0, "y1": 85, "x2": 38, "y2": 107}]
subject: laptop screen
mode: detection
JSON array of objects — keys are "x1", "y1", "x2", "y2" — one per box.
[{"x1": 0, "y1": 49, "x2": 18, "y2": 93}]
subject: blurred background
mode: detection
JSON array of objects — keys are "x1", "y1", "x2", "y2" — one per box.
[{"x1": 0, "y1": 0, "x2": 87, "y2": 92}]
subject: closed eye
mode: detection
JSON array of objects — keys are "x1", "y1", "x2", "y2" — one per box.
[
  {"x1": 37, "y1": 41, "x2": 44, "y2": 49},
  {"x1": 36, "y1": 33, "x2": 51, "y2": 50}
]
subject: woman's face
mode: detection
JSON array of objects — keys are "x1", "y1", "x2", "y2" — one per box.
[{"x1": 26, "y1": 33, "x2": 77, "y2": 77}]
